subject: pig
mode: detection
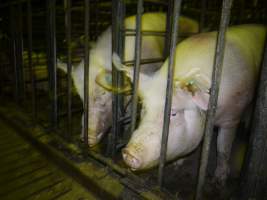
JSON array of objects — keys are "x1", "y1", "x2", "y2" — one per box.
[
  {"x1": 113, "y1": 24, "x2": 266, "y2": 185},
  {"x1": 58, "y1": 12, "x2": 199, "y2": 146}
]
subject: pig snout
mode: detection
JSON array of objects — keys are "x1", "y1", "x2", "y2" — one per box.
[
  {"x1": 87, "y1": 128, "x2": 104, "y2": 147},
  {"x1": 122, "y1": 148, "x2": 142, "y2": 170},
  {"x1": 122, "y1": 128, "x2": 162, "y2": 170}
]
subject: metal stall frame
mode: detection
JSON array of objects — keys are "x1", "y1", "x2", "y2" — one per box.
[
  {"x1": 83, "y1": 0, "x2": 90, "y2": 147},
  {"x1": 46, "y1": 0, "x2": 58, "y2": 129},
  {"x1": 195, "y1": 0, "x2": 233, "y2": 199},
  {"x1": 239, "y1": 36, "x2": 267, "y2": 199},
  {"x1": 65, "y1": 0, "x2": 72, "y2": 137},
  {"x1": 27, "y1": 0, "x2": 37, "y2": 120},
  {"x1": 158, "y1": 0, "x2": 182, "y2": 188},
  {"x1": 129, "y1": 0, "x2": 144, "y2": 136}
]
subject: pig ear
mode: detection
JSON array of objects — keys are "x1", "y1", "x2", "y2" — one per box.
[
  {"x1": 192, "y1": 91, "x2": 210, "y2": 110},
  {"x1": 174, "y1": 78, "x2": 210, "y2": 111},
  {"x1": 112, "y1": 53, "x2": 133, "y2": 81},
  {"x1": 95, "y1": 69, "x2": 132, "y2": 94}
]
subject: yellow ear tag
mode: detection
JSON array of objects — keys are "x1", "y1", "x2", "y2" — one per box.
[{"x1": 95, "y1": 70, "x2": 132, "y2": 94}]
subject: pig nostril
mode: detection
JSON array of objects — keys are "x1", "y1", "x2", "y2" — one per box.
[{"x1": 122, "y1": 148, "x2": 141, "y2": 170}]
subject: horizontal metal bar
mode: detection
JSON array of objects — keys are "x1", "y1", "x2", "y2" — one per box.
[
  {"x1": 122, "y1": 29, "x2": 166, "y2": 37},
  {"x1": 123, "y1": 57, "x2": 164, "y2": 66}
]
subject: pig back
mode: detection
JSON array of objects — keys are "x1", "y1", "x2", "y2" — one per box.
[{"x1": 172, "y1": 25, "x2": 266, "y2": 126}]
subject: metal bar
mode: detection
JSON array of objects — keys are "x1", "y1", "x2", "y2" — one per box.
[
  {"x1": 195, "y1": 0, "x2": 233, "y2": 199},
  {"x1": 239, "y1": 39, "x2": 267, "y2": 200},
  {"x1": 17, "y1": 3, "x2": 25, "y2": 102},
  {"x1": 47, "y1": 0, "x2": 58, "y2": 128},
  {"x1": 83, "y1": 0, "x2": 90, "y2": 146},
  {"x1": 94, "y1": 0, "x2": 99, "y2": 41},
  {"x1": 158, "y1": 0, "x2": 182, "y2": 188},
  {"x1": 0, "y1": 0, "x2": 28, "y2": 8},
  {"x1": 123, "y1": 58, "x2": 164, "y2": 66},
  {"x1": 123, "y1": 29, "x2": 166, "y2": 37},
  {"x1": 27, "y1": 0, "x2": 37, "y2": 120},
  {"x1": 65, "y1": 0, "x2": 72, "y2": 137},
  {"x1": 130, "y1": 0, "x2": 143, "y2": 134},
  {"x1": 163, "y1": 0, "x2": 173, "y2": 58},
  {"x1": 9, "y1": 5, "x2": 19, "y2": 102},
  {"x1": 107, "y1": 0, "x2": 125, "y2": 157},
  {"x1": 199, "y1": 0, "x2": 207, "y2": 33}
]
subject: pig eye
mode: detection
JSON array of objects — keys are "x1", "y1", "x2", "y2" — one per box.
[{"x1": 171, "y1": 109, "x2": 177, "y2": 117}]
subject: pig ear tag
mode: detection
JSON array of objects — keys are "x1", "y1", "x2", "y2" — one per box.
[{"x1": 95, "y1": 70, "x2": 132, "y2": 94}]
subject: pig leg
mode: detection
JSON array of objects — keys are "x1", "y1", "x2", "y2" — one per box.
[{"x1": 214, "y1": 126, "x2": 237, "y2": 186}]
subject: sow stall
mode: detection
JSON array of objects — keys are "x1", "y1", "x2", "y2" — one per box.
[{"x1": 0, "y1": 0, "x2": 266, "y2": 199}]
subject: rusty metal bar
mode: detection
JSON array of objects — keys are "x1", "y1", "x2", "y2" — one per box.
[
  {"x1": 158, "y1": 0, "x2": 182, "y2": 188},
  {"x1": 195, "y1": 0, "x2": 233, "y2": 199},
  {"x1": 47, "y1": 0, "x2": 58, "y2": 128},
  {"x1": 130, "y1": 0, "x2": 143, "y2": 134},
  {"x1": 65, "y1": 0, "x2": 72, "y2": 137},
  {"x1": 83, "y1": 0, "x2": 90, "y2": 146},
  {"x1": 27, "y1": 0, "x2": 36, "y2": 120}
]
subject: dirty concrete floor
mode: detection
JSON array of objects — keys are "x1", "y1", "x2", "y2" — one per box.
[{"x1": 0, "y1": 119, "x2": 97, "y2": 200}]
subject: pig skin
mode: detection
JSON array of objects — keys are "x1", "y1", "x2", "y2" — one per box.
[
  {"x1": 117, "y1": 24, "x2": 266, "y2": 186},
  {"x1": 58, "y1": 13, "x2": 199, "y2": 146}
]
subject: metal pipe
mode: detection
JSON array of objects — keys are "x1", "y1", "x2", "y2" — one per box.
[
  {"x1": 47, "y1": 0, "x2": 58, "y2": 128},
  {"x1": 238, "y1": 38, "x2": 267, "y2": 200},
  {"x1": 107, "y1": 0, "x2": 125, "y2": 157},
  {"x1": 163, "y1": 0, "x2": 173, "y2": 58},
  {"x1": 9, "y1": 6, "x2": 19, "y2": 102},
  {"x1": 17, "y1": 3, "x2": 25, "y2": 102},
  {"x1": 158, "y1": 0, "x2": 182, "y2": 188},
  {"x1": 27, "y1": 0, "x2": 37, "y2": 120},
  {"x1": 65, "y1": 0, "x2": 72, "y2": 137},
  {"x1": 130, "y1": 0, "x2": 143, "y2": 134},
  {"x1": 83, "y1": 0, "x2": 90, "y2": 147},
  {"x1": 195, "y1": 0, "x2": 233, "y2": 199},
  {"x1": 123, "y1": 57, "x2": 164, "y2": 66},
  {"x1": 199, "y1": 0, "x2": 207, "y2": 33}
]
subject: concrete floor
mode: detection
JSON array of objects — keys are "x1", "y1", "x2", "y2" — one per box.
[{"x1": 0, "y1": 119, "x2": 97, "y2": 200}]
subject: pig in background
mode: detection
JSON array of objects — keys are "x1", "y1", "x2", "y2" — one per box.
[
  {"x1": 57, "y1": 12, "x2": 199, "y2": 147},
  {"x1": 113, "y1": 24, "x2": 266, "y2": 186}
]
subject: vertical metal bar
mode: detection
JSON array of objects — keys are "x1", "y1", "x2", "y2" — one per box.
[
  {"x1": 130, "y1": 0, "x2": 143, "y2": 134},
  {"x1": 83, "y1": 0, "x2": 90, "y2": 146},
  {"x1": 107, "y1": 0, "x2": 124, "y2": 157},
  {"x1": 10, "y1": 5, "x2": 19, "y2": 102},
  {"x1": 163, "y1": 0, "x2": 173, "y2": 59},
  {"x1": 65, "y1": 0, "x2": 72, "y2": 136},
  {"x1": 27, "y1": 0, "x2": 36, "y2": 120},
  {"x1": 195, "y1": 0, "x2": 233, "y2": 199},
  {"x1": 239, "y1": 41, "x2": 267, "y2": 200},
  {"x1": 94, "y1": 0, "x2": 98, "y2": 40},
  {"x1": 199, "y1": 0, "x2": 207, "y2": 33},
  {"x1": 17, "y1": 3, "x2": 25, "y2": 102},
  {"x1": 158, "y1": 0, "x2": 182, "y2": 188},
  {"x1": 47, "y1": 0, "x2": 58, "y2": 128}
]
